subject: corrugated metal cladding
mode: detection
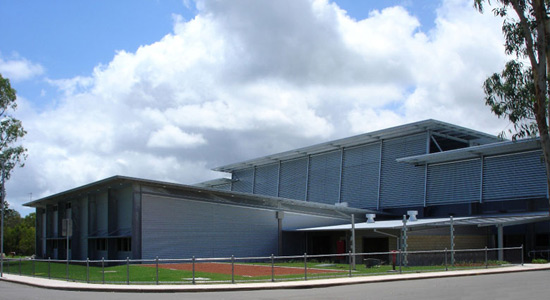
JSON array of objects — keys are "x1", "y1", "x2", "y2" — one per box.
[
  {"x1": 141, "y1": 195, "x2": 278, "y2": 259},
  {"x1": 231, "y1": 168, "x2": 254, "y2": 193},
  {"x1": 380, "y1": 134, "x2": 427, "y2": 208},
  {"x1": 483, "y1": 151, "x2": 547, "y2": 202},
  {"x1": 341, "y1": 143, "x2": 381, "y2": 209},
  {"x1": 254, "y1": 163, "x2": 279, "y2": 196},
  {"x1": 307, "y1": 150, "x2": 341, "y2": 205},
  {"x1": 279, "y1": 157, "x2": 308, "y2": 200},
  {"x1": 427, "y1": 159, "x2": 481, "y2": 205}
]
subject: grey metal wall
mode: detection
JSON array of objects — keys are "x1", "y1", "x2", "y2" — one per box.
[
  {"x1": 230, "y1": 134, "x2": 429, "y2": 209},
  {"x1": 307, "y1": 150, "x2": 341, "y2": 205},
  {"x1": 341, "y1": 143, "x2": 381, "y2": 209},
  {"x1": 279, "y1": 158, "x2": 308, "y2": 200},
  {"x1": 379, "y1": 134, "x2": 427, "y2": 208},
  {"x1": 482, "y1": 151, "x2": 547, "y2": 202},
  {"x1": 254, "y1": 163, "x2": 279, "y2": 196},
  {"x1": 141, "y1": 194, "x2": 279, "y2": 259},
  {"x1": 232, "y1": 168, "x2": 254, "y2": 193},
  {"x1": 426, "y1": 159, "x2": 481, "y2": 205}
]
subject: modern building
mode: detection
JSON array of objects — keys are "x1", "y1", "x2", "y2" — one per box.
[{"x1": 25, "y1": 119, "x2": 550, "y2": 261}]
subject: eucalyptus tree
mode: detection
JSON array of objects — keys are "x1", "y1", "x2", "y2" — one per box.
[{"x1": 475, "y1": 0, "x2": 550, "y2": 212}]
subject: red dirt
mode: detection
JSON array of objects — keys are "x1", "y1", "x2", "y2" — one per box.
[{"x1": 146, "y1": 262, "x2": 343, "y2": 277}]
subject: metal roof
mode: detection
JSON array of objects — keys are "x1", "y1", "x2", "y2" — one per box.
[
  {"x1": 24, "y1": 175, "x2": 374, "y2": 220},
  {"x1": 295, "y1": 212, "x2": 550, "y2": 231},
  {"x1": 397, "y1": 138, "x2": 541, "y2": 166},
  {"x1": 214, "y1": 119, "x2": 500, "y2": 172}
]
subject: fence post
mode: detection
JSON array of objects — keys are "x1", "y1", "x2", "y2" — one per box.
[
  {"x1": 86, "y1": 258, "x2": 89, "y2": 283},
  {"x1": 398, "y1": 248, "x2": 402, "y2": 274},
  {"x1": 32, "y1": 258, "x2": 35, "y2": 277},
  {"x1": 101, "y1": 257, "x2": 105, "y2": 284},
  {"x1": 271, "y1": 254, "x2": 275, "y2": 282},
  {"x1": 521, "y1": 245, "x2": 524, "y2": 266},
  {"x1": 231, "y1": 255, "x2": 235, "y2": 284},
  {"x1": 485, "y1": 246, "x2": 488, "y2": 269},
  {"x1": 348, "y1": 251, "x2": 352, "y2": 277},
  {"x1": 304, "y1": 253, "x2": 308, "y2": 281},
  {"x1": 444, "y1": 248, "x2": 448, "y2": 271},
  {"x1": 155, "y1": 256, "x2": 159, "y2": 285},
  {"x1": 126, "y1": 257, "x2": 130, "y2": 285},
  {"x1": 192, "y1": 256, "x2": 195, "y2": 285},
  {"x1": 48, "y1": 257, "x2": 50, "y2": 279}
]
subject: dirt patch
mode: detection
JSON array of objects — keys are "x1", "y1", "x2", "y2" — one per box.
[{"x1": 146, "y1": 262, "x2": 344, "y2": 277}]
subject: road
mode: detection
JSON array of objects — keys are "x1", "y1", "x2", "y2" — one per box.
[{"x1": 1, "y1": 270, "x2": 549, "y2": 300}]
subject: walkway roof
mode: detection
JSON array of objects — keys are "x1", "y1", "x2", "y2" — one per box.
[
  {"x1": 214, "y1": 119, "x2": 500, "y2": 172},
  {"x1": 295, "y1": 212, "x2": 550, "y2": 231}
]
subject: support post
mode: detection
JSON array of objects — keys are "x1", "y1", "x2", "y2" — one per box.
[
  {"x1": 155, "y1": 256, "x2": 159, "y2": 285},
  {"x1": 401, "y1": 215, "x2": 408, "y2": 267},
  {"x1": 450, "y1": 216, "x2": 455, "y2": 266},
  {"x1": 521, "y1": 244, "x2": 524, "y2": 266},
  {"x1": 485, "y1": 246, "x2": 488, "y2": 269},
  {"x1": 445, "y1": 248, "x2": 448, "y2": 271},
  {"x1": 86, "y1": 258, "x2": 89, "y2": 283},
  {"x1": 497, "y1": 224, "x2": 504, "y2": 262},
  {"x1": 271, "y1": 254, "x2": 275, "y2": 282},
  {"x1": 0, "y1": 164, "x2": 5, "y2": 278},
  {"x1": 304, "y1": 253, "x2": 308, "y2": 280},
  {"x1": 126, "y1": 257, "x2": 130, "y2": 285},
  {"x1": 348, "y1": 251, "x2": 352, "y2": 277},
  {"x1": 231, "y1": 255, "x2": 235, "y2": 284},
  {"x1": 351, "y1": 214, "x2": 356, "y2": 270},
  {"x1": 192, "y1": 256, "x2": 195, "y2": 285}
]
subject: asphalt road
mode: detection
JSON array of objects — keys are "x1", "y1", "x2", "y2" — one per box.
[{"x1": 1, "y1": 270, "x2": 549, "y2": 300}]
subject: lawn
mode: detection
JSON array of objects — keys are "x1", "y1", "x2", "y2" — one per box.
[{"x1": 1, "y1": 258, "x2": 509, "y2": 284}]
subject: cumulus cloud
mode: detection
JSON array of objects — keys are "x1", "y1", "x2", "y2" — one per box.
[
  {"x1": 6, "y1": 0, "x2": 512, "y2": 213},
  {"x1": 0, "y1": 54, "x2": 44, "y2": 81}
]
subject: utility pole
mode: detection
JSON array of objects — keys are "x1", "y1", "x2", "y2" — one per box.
[{"x1": 1, "y1": 164, "x2": 5, "y2": 277}]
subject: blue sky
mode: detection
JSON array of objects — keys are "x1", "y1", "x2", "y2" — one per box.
[
  {"x1": 0, "y1": 0, "x2": 509, "y2": 214},
  {"x1": 1, "y1": 1, "x2": 439, "y2": 105}
]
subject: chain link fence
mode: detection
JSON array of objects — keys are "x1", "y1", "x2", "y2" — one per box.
[{"x1": 0, "y1": 246, "x2": 526, "y2": 285}]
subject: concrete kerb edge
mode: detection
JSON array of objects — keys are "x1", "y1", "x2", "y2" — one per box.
[{"x1": 1, "y1": 264, "x2": 549, "y2": 293}]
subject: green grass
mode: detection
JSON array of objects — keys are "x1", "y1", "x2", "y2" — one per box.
[{"x1": 1, "y1": 258, "x2": 512, "y2": 285}]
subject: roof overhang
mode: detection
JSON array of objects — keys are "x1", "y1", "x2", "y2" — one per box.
[
  {"x1": 214, "y1": 119, "x2": 500, "y2": 172},
  {"x1": 397, "y1": 138, "x2": 541, "y2": 166},
  {"x1": 24, "y1": 175, "x2": 375, "y2": 220}
]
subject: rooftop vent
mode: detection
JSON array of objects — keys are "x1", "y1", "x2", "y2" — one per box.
[
  {"x1": 366, "y1": 214, "x2": 376, "y2": 223},
  {"x1": 407, "y1": 210, "x2": 418, "y2": 222}
]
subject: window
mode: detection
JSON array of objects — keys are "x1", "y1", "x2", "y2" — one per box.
[
  {"x1": 116, "y1": 238, "x2": 131, "y2": 252},
  {"x1": 96, "y1": 238, "x2": 106, "y2": 251}
]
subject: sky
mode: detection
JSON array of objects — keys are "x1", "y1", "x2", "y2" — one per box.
[{"x1": 0, "y1": 0, "x2": 511, "y2": 215}]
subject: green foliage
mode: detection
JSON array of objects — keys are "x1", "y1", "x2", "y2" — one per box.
[
  {"x1": 474, "y1": 1, "x2": 550, "y2": 140},
  {"x1": 531, "y1": 258, "x2": 548, "y2": 264},
  {"x1": 0, "y1": 73, "x2": 27, "y2": 182},
  {"x1": 2, "y1": 201, "x2": 35, "y2": 256},
  {"x1": 483, "y1": 60, "x2": 541, "y2": 139}
]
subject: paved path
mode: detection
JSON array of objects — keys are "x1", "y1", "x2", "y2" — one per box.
[
  {"x1": 1, "y1": 264, "x2": 549, "y2": 292},
  {"x1": 2, "y1": 268, "x2": 550, "y2": 300}
]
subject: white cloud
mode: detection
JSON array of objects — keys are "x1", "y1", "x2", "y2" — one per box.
[
  {"x1": 6, "y1": 0, "x2": 512, "y2": 212},
  {"x1": 147, "y1": 125, "x2": 207, "y2": 148},
  {"x1": 0, "y1": 55, "x2": 44, "y2": 81}
]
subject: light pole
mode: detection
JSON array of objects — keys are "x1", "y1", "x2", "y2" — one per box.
[{"x1": 1, "y1": 164, "x2": 5, "y2": 277}]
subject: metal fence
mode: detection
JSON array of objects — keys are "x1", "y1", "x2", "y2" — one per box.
[{"x1": 0, "y1": 246, "x2": 525, "y2": 285}]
